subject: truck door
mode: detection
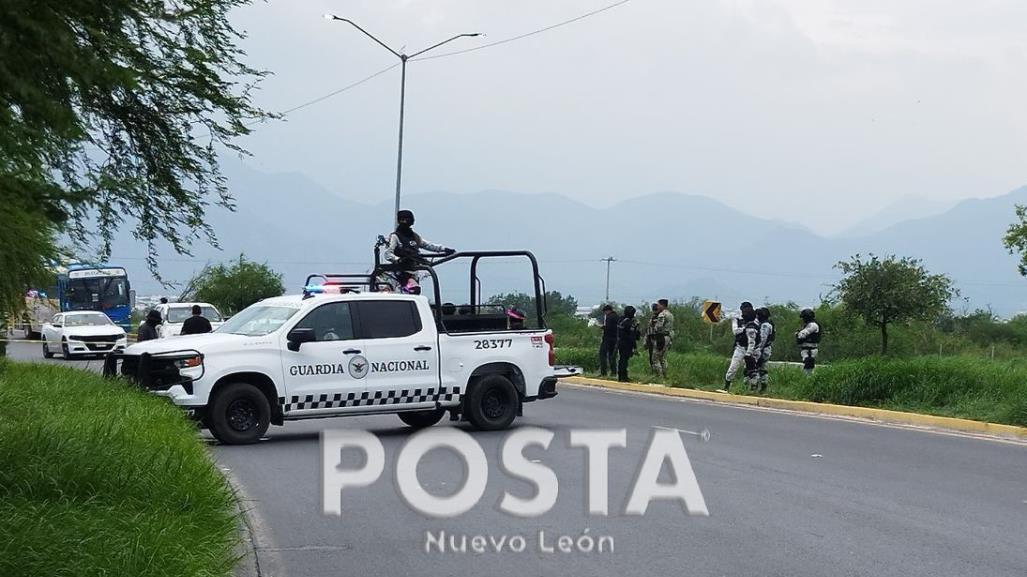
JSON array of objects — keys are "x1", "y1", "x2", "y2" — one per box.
[
  {"x1": 354, "y1": 299, "x2": 443, "y2": 409},
  {"x1": 280, "y1": 301, "x2": 367, "y2": 415}
]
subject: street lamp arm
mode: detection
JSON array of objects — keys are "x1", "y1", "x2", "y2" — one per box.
[
  {"x1": 408, "y1": 33, "x2": 483, "y2": 58},
  {"x1": 325, "y1": 14, "x2": 402, "y2": 59}
]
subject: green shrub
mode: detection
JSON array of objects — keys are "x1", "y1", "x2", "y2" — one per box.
[
  {"x1": 0, "y1": 362, "x2": 239, "y2": 577},
  {"x1": 557, "y1": 347, "x2": 1027, "y2": 427}
]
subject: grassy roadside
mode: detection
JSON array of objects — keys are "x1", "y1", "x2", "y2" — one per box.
[
  {"x1": 0, "y1": 360, "x2": 238, "y2": 577},
  {"x1": 556, "y1": 347, "x2": 1027, "y2": 427}
]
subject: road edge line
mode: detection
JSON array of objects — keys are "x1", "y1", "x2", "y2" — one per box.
[
  {"x1": 565, "y1": 376, "x2": 1027, "y2": 440},
  {"x1": 221, "y1": 464, "x2": 287, "y2": 577}
]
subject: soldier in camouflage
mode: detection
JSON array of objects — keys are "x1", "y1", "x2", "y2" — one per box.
[{"x1": 650, "y1": 299, "x2": 674, "y2": 378}]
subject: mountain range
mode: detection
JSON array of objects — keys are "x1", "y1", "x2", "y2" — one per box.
[{"x1": 106, "y1": 160, "x2": 1027, "y2": 316}]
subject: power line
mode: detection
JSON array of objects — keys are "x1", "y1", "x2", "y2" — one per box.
[
  {"x1": 412, "y1": 0, "x2": 633, "y2": 62},
  {"x1": 616, "y1": 259, "x2": 835, "y2": 281},
  {"x1": 253, "y1": 0, "x2": 633, "y2": 123},
  {"x1": 246, "y1": 63, "x2": 400, "y2": 126}
]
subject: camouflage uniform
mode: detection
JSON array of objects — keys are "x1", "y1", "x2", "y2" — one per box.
[{"x1": 650, "y1": 309, "x2": 674, "y2": 377}]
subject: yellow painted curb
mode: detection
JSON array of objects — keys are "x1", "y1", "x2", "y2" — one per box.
[{"x1": 565, "y1": 376, "x2": 1027, "y2": 440}]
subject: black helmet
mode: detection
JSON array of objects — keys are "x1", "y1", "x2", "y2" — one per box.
[
  {"x1": 623, "y1": 305, "x2": 637, "y2": 318},
  {"x1": 740, "y1": 301, "x2": 754, "y2": 311},
  {"x1": 800, "y1": 308, "x2": 815, "y2": 322},
  {"x1": 756, "y1": 307, "x2": 770, "y2": 322},
  {"x1": 397, "y1": 210, "x2": 415, "y2": 226}
]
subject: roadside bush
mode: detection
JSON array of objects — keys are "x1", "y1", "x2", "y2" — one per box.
[
  {"x1": 798, "y1": 356, "x2": 1027, "y2": 426},
  {"x1": 556, "y1": 347, "x2": 1027, "y2": 427},
  {"x1": 0, "y1": 362, "x2": 239, "y2": 577}
]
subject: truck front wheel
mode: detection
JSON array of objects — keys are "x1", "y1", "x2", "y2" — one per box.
[
  {"x1": 465, "y1": 375, "x2": 518, "y2": 431},
  {"x1": 208, "y1": 382, "x2": 271, "y2": 445}
]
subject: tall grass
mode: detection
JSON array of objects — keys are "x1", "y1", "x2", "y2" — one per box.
[
  {"x1": 0, "y1": 360, "x2": 239, "y2": 577},
  {"x1": 556, "y1": 347, "x2": 1027, "y2": 427}
]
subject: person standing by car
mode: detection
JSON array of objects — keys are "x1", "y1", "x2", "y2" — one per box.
[
  {"x1": 137, "y1": 309, "x2": 161, "y2": 342},
  {"x1": 616, "y1": 305, "x2": 640, "y2": 382},
  {"x1": 180, "y1": 305, "x2": 214, "y2": 335},
  {"x1": 598, "y1": 304, "x2": 619, "y2": 377}
]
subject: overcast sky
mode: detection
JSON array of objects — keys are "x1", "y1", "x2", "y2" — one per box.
[{"x1": 230, "y1": 0, "x2": 1027, "y2": 235}]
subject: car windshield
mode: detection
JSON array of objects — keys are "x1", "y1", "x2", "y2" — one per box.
[
  {"x1": 64, "y1": 313, "x2": 112, "y2": 327},
  {"x1": 216, "y1": 305, "x2": 298, "y2": 336},
  {"x1": 167, "y1": 306, "x2": 222, "y2": 323}
]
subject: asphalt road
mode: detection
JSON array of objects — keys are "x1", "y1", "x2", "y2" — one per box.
[
  {"x1": 6, "y1": 340, "x2": 1027, "y2": 576},
  {"x1": 4, "y1": 338, "x2": 110, "y2": 372}
]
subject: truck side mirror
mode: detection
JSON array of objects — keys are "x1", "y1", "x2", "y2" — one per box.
[{"x1": 287, "y1": 327, "x2": 316, "y2": 351}]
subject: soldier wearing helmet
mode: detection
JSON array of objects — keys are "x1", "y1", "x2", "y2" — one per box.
[
  {"x1": 381, "y1": 210, "x2": 455, "y2": 292},
  {"x1": 719, "y1": 301, "x2": 760, "y2": 392},
  {"x1": 754, "y1": 307, "x2": 775, "y2": 392},
  {"x1": 796, "y1": 308, "x2": 821, "y2": 374}
]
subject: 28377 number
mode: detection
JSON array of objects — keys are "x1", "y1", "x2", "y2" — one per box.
[{"x1": 474, "y1": 339, "x2": 513, "y2": 350}]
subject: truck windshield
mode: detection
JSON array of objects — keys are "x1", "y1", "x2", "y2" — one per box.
[
  {"x1": 167, "y1": 306, "x2": 222, "y2": 323},
  {"x1": 217, "y1": 305, "x2": 298, "y2": 336}
]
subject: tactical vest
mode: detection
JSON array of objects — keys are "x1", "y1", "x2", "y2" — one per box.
[
  {"x1": 734, "y1": 320, "x2": 761, "y2": 348},
  {"x1": 797, "y1": 321, "x2": 821, "y2": 345},
  {"x1": 392, "y1": 227, "x2": 421, "y2": 260}
]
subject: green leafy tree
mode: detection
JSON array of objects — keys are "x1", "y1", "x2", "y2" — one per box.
[
  {"x1": 0, "y1": 0, "x2": 270, "y2": 281},
  {"x1": 1002, "y1": 204, "x2": 1027, "y2": 276},
  {"x1": 0, "y1": 199, "x2": 62, "y2": 357},
  {"x1": 184, "y1": 255, "x2": 284, "y2": 315},
  {"x1": 487, "y1": 291, "x2": 579, "y2": 316},
  {"x1": 833, "y1": 254, "x2": 956, "y2": 354}
]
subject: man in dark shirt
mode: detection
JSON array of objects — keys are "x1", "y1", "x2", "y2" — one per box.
[
  {"x1": 180, "y1": 305, "x2": 213, "y2": 335},
  {"x1": 598, "y1": 304, "x2": 620, "y2": 377},
  {"x1": 616, "y1": 306, "x2": 640, "y2": 382},
  {"x1": 137, "y1": 309, "x2": 161, "y2": 342}
]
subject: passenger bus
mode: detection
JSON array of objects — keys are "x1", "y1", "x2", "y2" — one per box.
[{"x1": 55, "y1": 265, "x2": 134, "y2": 331}]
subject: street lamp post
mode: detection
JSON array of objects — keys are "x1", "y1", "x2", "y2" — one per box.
[
  {"x1": 601, "y1": 256, "x2": 616, "y2": 302},
  {"x1": 324, "y1": 14, "x2": 481, "y2": 224}
]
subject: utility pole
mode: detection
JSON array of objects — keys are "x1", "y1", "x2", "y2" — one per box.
[
  {"x1": 601, "y1": 257, "x2": 616, "y2": 302},
  {"x1": 324, "y1": 14, "x2": 481, "y2": 226}
]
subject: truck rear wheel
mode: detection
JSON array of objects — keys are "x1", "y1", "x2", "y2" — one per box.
[
  {"x1": 465, "y1": 375, "x2": 518, "y2": 431},
  {"x1": 398, "y1": 409, "x2": 446, "y2": 429},
  {"x1": 208, "y1": 382, "x2": 271, "y2": 445}
]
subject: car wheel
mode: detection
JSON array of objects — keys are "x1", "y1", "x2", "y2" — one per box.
[
  {"x1": 61, "y1": 341, "x2": 71, "y2": 359},
  {"x1": 398, "y1": 409, "x2": 446, "y2": 429},
  {"x1": 42, "y1": 342, "x2": 54, "y2": 359},
  {"x1": 465, "y1": 375, "x2": 519, "y2": 431},
  {"x1": 207, "y1": 382, "x2": 271, "y2": 445}
]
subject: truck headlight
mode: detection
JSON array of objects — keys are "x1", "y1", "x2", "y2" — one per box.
[{"x1": 174, "y1": 356, "x2": 203, "y2": 369}]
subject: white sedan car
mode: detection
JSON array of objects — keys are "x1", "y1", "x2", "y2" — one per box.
[
  {"x1": 153, "y1": 303, "x2": 225, "y2": 338},
  {"x1": 42, "y1": 311, "x2": 128, "y2": 359}
]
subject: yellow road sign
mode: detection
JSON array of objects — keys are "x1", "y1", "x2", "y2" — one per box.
[{"x1": 701, "y1": 300, "x2": 722, "y2": 324}]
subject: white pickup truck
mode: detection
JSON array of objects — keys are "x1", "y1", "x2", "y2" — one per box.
[{"x1": 105, "y1": 289, "x2": 560, "y2": 444}]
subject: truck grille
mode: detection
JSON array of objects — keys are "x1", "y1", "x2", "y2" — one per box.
[{"x1": 104, "y1": 351, "x2": 199, "y2": 395}]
